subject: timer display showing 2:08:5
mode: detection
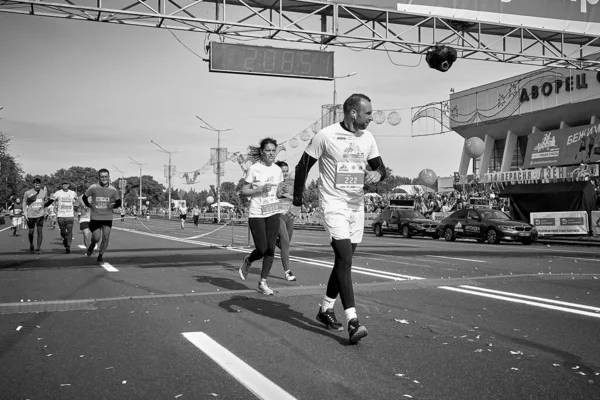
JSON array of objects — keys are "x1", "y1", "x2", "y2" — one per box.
[{"x1": 210, "y1": 42, "x2": 334, "y2": 80}]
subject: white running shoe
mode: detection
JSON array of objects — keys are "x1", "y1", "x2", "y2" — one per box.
[
  {"x1": 284, "y1": 270, "x2": 296, "y2": 281},
  {"x1": 258, "y1": 281, "x2": 274, "y2": 295},
  {"x1": 238, "y1": 255, "x2": 251, "y2": 281}
]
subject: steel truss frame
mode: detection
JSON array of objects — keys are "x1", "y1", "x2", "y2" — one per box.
[{"x1": 1, "y1": 0, "x2": 600, "y2": 70}]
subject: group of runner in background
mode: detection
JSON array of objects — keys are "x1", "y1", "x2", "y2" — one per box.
[{"x1": 6, "y1": 170, "x2": 121, "y2": 264}]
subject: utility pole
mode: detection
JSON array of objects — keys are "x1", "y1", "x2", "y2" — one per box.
[
  {"x1": 150, "y1": 140, "x2": 179, "y2": 219},
  {"x1": 332, "y1": 72, "x2": 357, "y2": 123},
  {"x1": 111, "y1": 165, "x2": 127, "y2": 201},
  {"x1": 196, "y1": 115, "x2": 232, "y2": 223},
  {"x1": 128, "y1": 157, "x2": 147, "y2": 218}
]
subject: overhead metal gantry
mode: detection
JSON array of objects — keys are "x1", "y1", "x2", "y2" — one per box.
[{"x1": 1, "y1": 0, "x2": 600, "y2": 69}]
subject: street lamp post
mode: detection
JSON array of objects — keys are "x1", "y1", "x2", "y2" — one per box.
[
  {"x1": 150, "y1": 140, "x2": 179, "y2": 219},
  {"x1": 128, "y1": 157, "x2": 147, "y2": 218},
  {"x1": 332, "y1": 72, "x2": 357, "y2": 123},
  {"x1": 196, "y1": 115, "x2": 232, "y2": 223}
]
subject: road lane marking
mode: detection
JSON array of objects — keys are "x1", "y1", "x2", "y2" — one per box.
[
  {"x1": 182, "y1": 332, "x2": 297, "y2": 400},
  {"x1": 0, "y1": 226, "x2": 13, "y2": 233},
  {"x1": 116, "y1": 227, "x2": 426, "y2": 281},
  {"x1": 99, "y1": 263, "x2": 118, "y2": 272},
  {"x1": 460, "y1": 285, "x2": 600, "y2": 312},
  {"x1": 425, "y1": 255, "x2": 487, "y2": 263},
  {"x1": 439, "y1": 286, "x2": 600, "y2": 318},
  {"x1": 557, "y1": 256, "x2": 600, "y2": 262}
]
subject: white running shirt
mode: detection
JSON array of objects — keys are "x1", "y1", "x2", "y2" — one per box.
[
  {"x1": 245, "y1": 162, "x2": 283, "y2": 218},
  {"x1": 52, "y1": 189, "x2": 77, "y2": 218},
  {"x1": 304, "y1": 123, "x2": 380, "y2": 211}
]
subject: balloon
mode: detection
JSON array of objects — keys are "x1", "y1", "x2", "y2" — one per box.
[
  {"x1": 206, "y1": 196, "x2": 214, "y2": 205},
  {"x1": 373, "y1": 110, "x2": 386, "y2": 124},
  {"x1": 464, "y1": 137, "x2": 485, "y2": 159},
  {"x1": 387, "y1": 111, "x2": 401, "y2": 126},
  {"x1": 289, "y1": 137, "x2": 299, "y2": 148},
  {"x1": 145, "y1": 201, "x2": 150, "y2": 205},
  {"x1": 419, "y1": 168, "x2": 437, "y2": 186}
]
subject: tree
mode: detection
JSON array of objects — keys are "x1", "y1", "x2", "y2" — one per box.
[
  {"x1": 0, "y1": 133, "x2": 25, "y2": 208},
  {"x1": 363, "y1": 167, "x2": 412, "y2": 195},
  {"x1": 112, "y1": 175, "x2": 167, "y2": 208}
]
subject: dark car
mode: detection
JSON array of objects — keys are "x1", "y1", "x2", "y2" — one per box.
[
  {"x1": 437, "y1": 208, "x2": 538, "y2": 245},
  {"x1": 372, "y1": 209, "x2": 440, "y2": 239}
]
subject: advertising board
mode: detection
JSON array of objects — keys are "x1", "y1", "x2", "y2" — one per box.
[
  {"x1": 592, "y1": 211, "x2": 600, "y2": 236},
  {"x1": 482, "y1": 164, "x2": 600, "y2": 183},
  {"x1": 523, "y1": 123, "x2": 600, "y2": 168},
  {"x1": 368, "y1": 0, "x2": 600, "y2": 35},
  {"x1": 530, "y1": 211, "x2": 589, "y2": 235}
]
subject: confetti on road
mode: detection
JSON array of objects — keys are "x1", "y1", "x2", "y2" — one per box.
[
  {"x1": 16, "y1": 326, "x2": 22, "y2": 331},
  {"x1": 60, "y1": 384, "x2": 71, "y2": 387},
  {"x1": 572, "y1": 366, "x2": 580, "y2": 370},
  {"x1": 395, "y1": 373, "x2": 405, "y2": 377},
  {"x1": 175, "y1": 395, "x2": 183, "y2": 399},
  {"x1": 403, "y1": 395, "x2": 413, "y2": 398},
  {"x1": 474, "y1": 349, "x2": 483, "y2": 353},
  {"x1": 209, "y1": 393, "x2": 218, "y2": 397},
  {"x1": 122, "y1": 381, "x2": 127, "y2": 384},
  {"x1": 577, "y1": 372, "x2": 586, "y2": 376},
  {"x1": 395, "y1": 319, "x2": 409, "y2": 324},
  {"x1": 105, "y1": 367, "x2": 114, "y2": 370},
  {"x1": 510, "y1": 351, "x2": 523, "y2": 355},
  {"x1": 47, "y1": 354, "x2": 53, "y2": 357},
  {"x1": 511, "y1": 368, "x2": 519, "y2": 371},
  {"x1": 553, "y1": 364, "x2": 560, "y2": 367}
]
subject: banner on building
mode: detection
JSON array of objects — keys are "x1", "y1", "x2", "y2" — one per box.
[
  {"x1": 592, "y1": 211, "x2": 600, "y2": 237},
  {"x1": 482, "y1": 164, "x2": 600, "y2": 184},
  {"x1": 523, "y1": 123, "x2": 600, "y2": 168},
  {"x1": 530, "y1": 211, "x2": 589, "y2": 236}
]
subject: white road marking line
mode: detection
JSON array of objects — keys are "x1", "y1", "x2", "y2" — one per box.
[
  {"x1": 77, "y1": 245, "x2": 98, "y2": 249},
  {"x1": 439, "y1": 286, "x2": 600, "y2": 318},
  {"x1": 557, "y1": 256, "x2": 600, "y2": 262},
  {"x1": 425, "y1": 255, "x2": 487, "y2": 263},
  {"x1": 459, "y1": 285, "x2": 600, "y2": 312},
  {"x1": 99, "y1": 262, "x2": 118, "y2": 272},
  {"x1": 0, "y1": 226, "x2": 13, "y2": 233},
  {"x1": 183, "y1": 332, "x2": 297, "y2": 400}
]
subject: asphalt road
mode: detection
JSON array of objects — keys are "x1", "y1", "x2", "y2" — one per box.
[{"x1": 1, "y1": 217, "x2": 599, "y2": 400}]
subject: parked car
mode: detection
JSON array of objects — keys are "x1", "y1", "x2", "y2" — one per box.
[
  {"x1": 437, "y1": 208, "x2": 538, "y2": 245},
  {"x1": 372, "y1": 209, "x2": 440, "y2": 239}
]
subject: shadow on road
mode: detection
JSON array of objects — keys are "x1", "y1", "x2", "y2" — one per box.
[{"x1": 218, "y1": 295, "x2": 348, "y2": 345}]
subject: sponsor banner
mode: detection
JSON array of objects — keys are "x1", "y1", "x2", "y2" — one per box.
[
  {"x1": 483, "y1": 164, "x2": 600, "y2": 183},
  {"x1": 530, "y1": 211, "x2": 589, "y2": 235},
  {"x1": 431, "y1": 212, "x2": 450, "y2": 222},
  {"x1": 523, "y1": 123, "x2": 600, "y2": 168},
  {"x1": 592, "y1": 211, "x2": 600, "y2": 236},
  {"x1": 389, "y1": 0, "x2": 600, "y2": 35}
]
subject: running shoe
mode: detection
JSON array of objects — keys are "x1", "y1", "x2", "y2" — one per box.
[
  {"x1": 348, "y1": 318, "x2": 368, "y2": 344},
  {"x1": 257, "y1": 281, "x2": 274, "y2": 296},
  {"x1": 30, "y1": 245, "x2": 35, "y2": 254},
  {"x1": 35, "y1": 249, "x2": 41, "y2": 254},
  {"x1": 284, "y1": 270, "x2": 296, "y2": 281},
  {"x1": 86, "y1": 244, "x2": 94, "y2": 257},
  {"x1": 316, "y1": 307, "x2": 343, "y2": 331},
  {"x1": 97, "y1": 255, "x2": 103, "y2": 265},
  {"x1": 65, "y1": 246, "x2": 70, "y2": 254},
  {"x1": 238, "y1": 255, "x2": 251, "y2": 281}
]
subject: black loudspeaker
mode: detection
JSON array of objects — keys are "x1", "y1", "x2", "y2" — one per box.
[{"x1": 425, "y1": 45, "x2": 458, "y2": 72}]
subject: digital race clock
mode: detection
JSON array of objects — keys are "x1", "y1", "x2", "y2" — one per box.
[{"x1": 209, "y1": 42, "x2": 334, "y2": 80}]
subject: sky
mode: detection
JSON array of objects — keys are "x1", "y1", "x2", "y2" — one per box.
[{"x1": 0, "y1": 11, "x2": 539, "y2": 193}]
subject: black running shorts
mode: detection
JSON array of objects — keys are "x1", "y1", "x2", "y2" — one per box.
[
  {"x1": 26, "y1": 217, "x2": 44, "y2": 229},
  {"x1": 89, "y1": 219, "x2": 113, "y2": 232}
]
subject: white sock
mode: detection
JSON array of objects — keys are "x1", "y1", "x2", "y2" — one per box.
[
  {"x1": 260, "y1": 278, "x2": 267, "y2": 285},
  {"x1": 344, "y1": 307, "x2": 357, "y2": 322},
  {"x1": 321, "y1": 296, "x2": 336, "y2": 312}
]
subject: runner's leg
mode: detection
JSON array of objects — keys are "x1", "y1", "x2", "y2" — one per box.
[
  {"x1": 98, "y1": 225, "x2": 111, "y2": 257},
  {"x1": 260, "y1": 213, "x2": 280, "y2": 280},
  {"x1": 36, "y1": 218, "x2": 44, "y2": 250}
]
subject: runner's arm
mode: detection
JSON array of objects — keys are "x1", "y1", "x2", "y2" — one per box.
[
  {"x1": 367, "y1": 156, "x2": 387, "y2": 181},
  {"x1": 81, "y1": 194, "x2": 92, "y2": 208},
  {"x1": 113, "y1": 199, "x2": 122, "y2": 208},
  {"x1": 292, "y1": 152, "x2": 317, "y2": 207}
]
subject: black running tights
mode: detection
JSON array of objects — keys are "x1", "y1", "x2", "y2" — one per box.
[
  {"x1": 326, "y1": 238, "x2": 357, "y2": 310},
  {"x1": 248, "y1": 214, "x2": 280, "y2": 280}
]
